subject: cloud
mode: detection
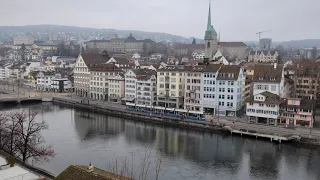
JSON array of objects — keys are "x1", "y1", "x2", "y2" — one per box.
[{"x1": 0, "y1": 0, "x2": 319, "y2": 41}]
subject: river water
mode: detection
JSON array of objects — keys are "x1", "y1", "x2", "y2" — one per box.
[{"x1": 4, "y1": 103, "x2": 320, "y2": 180}]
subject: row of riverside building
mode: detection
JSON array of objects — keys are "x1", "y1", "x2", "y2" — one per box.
[{"x1": 73, "y1": 53, "x2": 316, "y2": 128}]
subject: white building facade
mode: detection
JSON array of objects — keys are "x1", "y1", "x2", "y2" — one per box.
[
  {"x1": 246, "y1": 91, "x2": 282, "y2": 125},
  {"x1": 252, "y1": 64, "x2": 284, "y2": 97}
]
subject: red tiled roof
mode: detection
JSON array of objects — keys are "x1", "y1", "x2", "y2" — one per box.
[{"x1": 80, "y1": 53, "x2": 109, "y2": 67}]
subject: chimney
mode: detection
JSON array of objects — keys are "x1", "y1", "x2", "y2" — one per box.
[
  {"x1": 274, "y1": 63, "x2": 277, "y2": 69},
  {"x1": 88, "y1": 162, "x2": 94, "y2": 173}
]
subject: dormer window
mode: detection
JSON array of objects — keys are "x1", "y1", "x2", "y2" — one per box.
[
  {"x1": 270, "y1": 78, "x2": 275, "y2": 81},
  {"x1": 259, "y1": 77, "x2": 263, "y2": 80}
]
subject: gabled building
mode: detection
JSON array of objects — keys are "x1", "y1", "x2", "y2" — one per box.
[
  {"x1": 246, "y1": 91, "x2": 283, "y2": 125},
  {"x1": 36, "y1": 71, "x2": 59, "y2": 91},
  {"x1": 73, "y1": 53, "x2": 109, "y2": 97},
  {"x1": 215, "y1": 65, "x2": 245, "y2": 116},
  {"x1": 248, "y1": 50, "x2": 279, "y2": 63},
  {"x1": 279, "y1": 98, "x2": 315, "y2": 128},
  {"x1": 106, "y1": 57, "x2": 134, "y2": 72},
  {"x1": 252, "y1": 63, "x2": 284, "y2": 97}
]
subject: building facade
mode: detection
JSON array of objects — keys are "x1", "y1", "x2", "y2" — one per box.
[
  {"x1": 13, "y1": 36, "x2": 34, "y2": 45},
  {"x1": 251, "y1": 64, "x2": 284, "y2": 98},
  {"x1": 248, "y1": 50, "x2": 279, "y2": 63},
  {"x1": 279, "y1": 98, "x2": 315, "y2": 128},
  {"x1": 88, "y1": 64, "x2": 123, "y2": 101},
  {"x1": 36, "y1": 71, "x2": 58, "y2": 91},
  {"x1": 107, "y1": 74, "x2": 125, "y2": 103},
  {"x1": 73, "y1": 53, "x2": 109, "y2": 97},
  {"x1": 157, "y1": 66, "x2": 186, "y2": 108},
  {"x1": 215, "y1": 65, "x2": 245, "y2": 116},
  {"x1": 136, "y1": 70, "x2": 157, "y2": 106},
  {"x1": 246, "y1": 91, "x2": 282, "y2": 125},
  {"x1": 51, "y1": 78, "x2": 73, "y2": 92},
  {"x1": 86, "y1": 34, "x2": 156, "y2": 55}
]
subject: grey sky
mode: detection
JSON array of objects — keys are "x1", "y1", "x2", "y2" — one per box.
[{"x1": 1, "y1": 0, "x2": 319, "y2": 41}]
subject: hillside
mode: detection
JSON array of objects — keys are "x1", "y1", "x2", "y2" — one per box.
[
  {"x1": 277, "y1": 39, "x2": 320, "y2": 48},
  {"x1": 0, "y1": 24, "x2": 204, "y2": 43}
]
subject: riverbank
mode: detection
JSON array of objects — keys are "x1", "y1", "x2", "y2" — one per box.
[
  {"x1": 52, "y1": 97, "x2": 228, "y2": 134},
  {"x1": 51, "y1": 97, "x2": 320, "y2": 147}
]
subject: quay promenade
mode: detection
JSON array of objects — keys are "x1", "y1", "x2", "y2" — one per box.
[
  {"x1": 1, "y1": 85, "x2": 320, "y2": 144},
  {"x1": 52, "y1": 96, "x2": 320, "y2": 143}
]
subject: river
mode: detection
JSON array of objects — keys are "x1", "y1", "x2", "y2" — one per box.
[{"x1": 3, "y1": 103, "x2": 320, "y2": 180}]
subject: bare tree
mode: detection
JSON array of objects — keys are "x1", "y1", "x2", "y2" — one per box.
[
  {"x1": 107, "y1": 149, "x2": 163, "y2": 180},
  {"x1": 15, "y1": 109, "x2": 55, "y2": 162},
  {"x1": 0, "y1": 113, "x2": 8, "y2": 149},
  {"x1": 3, "y1": 111, "x2": 21, "y2": 155}
]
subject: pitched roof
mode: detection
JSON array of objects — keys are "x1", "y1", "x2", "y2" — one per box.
[
  {"x1": 189, "y1": 64, "x2": 222, "y2": 72},
  {"x1": 112, "y1": 57, "x2": 131, "y2": 65},
  {"x1": 55, "y1": 165, "x2": 133, "y2": 180},
  {"x1": 247, "y1": 91, "x2": 283, "y2": 105},
  {"x1": 218, "y1": 42, "x2": 247, "y2": 47},
  {"x1": 157, "y1": 65, "x2": 191, "y2": 72},
  {"x1": 253, "y1": 64, "x2": 283, "y2": 83},
  {"x1": 216, "y1": 65, "x2": 241, "y2": 80},
  {"x1": 89, "y1": 64, "x2": 123, "y2": 72},
  {"x1": 281, "y1": 98, "x2": 315, "y2": 110},
  {"x1": 80, "y1": 53, "x2": 109, "y2": 67}
]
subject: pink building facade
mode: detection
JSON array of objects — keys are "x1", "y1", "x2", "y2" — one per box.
[{"x1": 279, "y1": 98, "x2": 315, "y2": 128}]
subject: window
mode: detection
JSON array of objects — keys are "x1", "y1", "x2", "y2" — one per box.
[
  {"x1": 171, "y1": 84, "x2": 176, "y2": 89},
  {"x1": 259, "y1": 104, "x2": 264, "y2": 107},
  {"x1": 187, "y1": 79, "x2": 190, "y2": 83},
  {"x1": 160, "y1": 84, "x2": 164, "y2": 88},
  {"x1": 257, "y1": 85, "x2": 262, "y2": 89},
  {"x1": 271, "y1": 85, "x2": 276, "y2": 91}
]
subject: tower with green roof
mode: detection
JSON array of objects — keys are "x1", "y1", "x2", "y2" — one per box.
[{"x1": 204, "y1": 0, "x2": 218, "y2": 60}]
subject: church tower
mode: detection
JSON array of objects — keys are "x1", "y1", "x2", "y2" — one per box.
[{"x1": 204, "y1": 1, "x2": 218, "y2": 60}]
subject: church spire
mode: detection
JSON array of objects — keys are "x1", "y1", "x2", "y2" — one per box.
[
  {"x1": 207, "y1": 0, "x2": 212, "y2": 31},
  {"x1": 204, "y1": 0, "x2": 217, "y2": 40}
]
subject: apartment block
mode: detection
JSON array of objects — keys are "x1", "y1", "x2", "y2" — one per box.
[
  {"x1": 123, "y1": 69, "x2": 157, "y2": 105},
  {"x1": 88, "y1": 64, "x2": 123, "y2": 101},
  {"x1": 215, "y1": 65, "x2": 245, "y2": 116},
  {"x1": 157, "y1": 66, "x2": 186, "y2": 108}
]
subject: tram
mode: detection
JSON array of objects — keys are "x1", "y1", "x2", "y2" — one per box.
[{"x1": 125, "y1": 102, "x2": 205, "y2": 121}]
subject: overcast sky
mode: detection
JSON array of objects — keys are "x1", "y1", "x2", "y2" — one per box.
[{"x1": 1, "y1": 0, "x2": 319, "y2": 41}]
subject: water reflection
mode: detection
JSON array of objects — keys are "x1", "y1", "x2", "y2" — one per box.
[{"x1": 14, "y1": 104, "x2": 320, "y2": 180}]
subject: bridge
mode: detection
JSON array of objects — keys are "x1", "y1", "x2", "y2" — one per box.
[{"x1": 0, "y1": 95, "x2": 52, "y2": 103}]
